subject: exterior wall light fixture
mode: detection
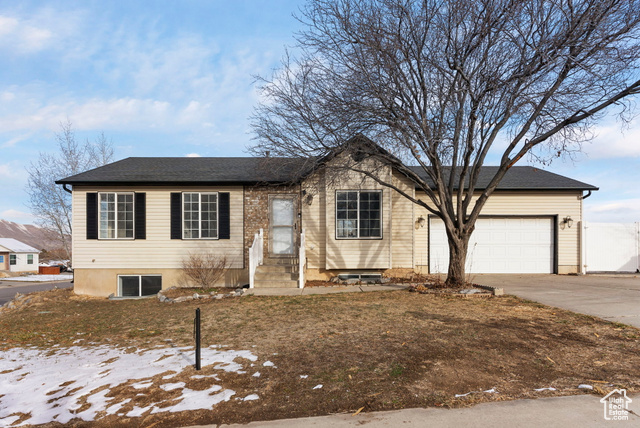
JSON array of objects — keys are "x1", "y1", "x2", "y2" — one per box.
[{"x1": 562, "y1": 216, "x2": 574, "y2": 228}]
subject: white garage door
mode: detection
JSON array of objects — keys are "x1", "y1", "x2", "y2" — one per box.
[{"x1": 429, "y1": 217, "x2": 554, "y2": 274}]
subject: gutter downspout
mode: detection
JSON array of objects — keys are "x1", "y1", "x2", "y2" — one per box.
[
  {"x1": 580, "y1": 190, "x2": 592, "y2": 199},
  {"x1": 61, "y1": 183, "x2": 74, "y2": 283}
]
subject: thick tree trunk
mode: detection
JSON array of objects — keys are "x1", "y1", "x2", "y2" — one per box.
[{"x1": 446, "y1": 233, "x2": 470, "y2": 286}]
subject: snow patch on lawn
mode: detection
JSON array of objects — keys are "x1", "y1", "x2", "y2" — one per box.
[{"x1": 0, "y1": 345, "x2": 257, "y2": 426}]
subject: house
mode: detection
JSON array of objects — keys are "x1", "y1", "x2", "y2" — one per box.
[
  {"x1": 0, "y1": 238, "x2": 40, "y2": 273},
  {"x1": 56, "y1": 146, "x2": 597, "y2": 297}
]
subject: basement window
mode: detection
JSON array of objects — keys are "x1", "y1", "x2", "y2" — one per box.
[
  {"x1": 118, "y1": 275, "x2": 162, "y2": 297},
  {"x1": 337, "y1": 273, "x2": 382, "y2": 283}
]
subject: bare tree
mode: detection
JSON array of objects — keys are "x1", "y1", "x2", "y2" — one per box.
[
  {"x1": 26, "y1": 120, "x2": 115, "y2": 259},
  {"x1": 181, "y1": 253, "x2": 229, "y2": 289},
  {"x1": 251, "y1": 0, "x2": 640, "y2": 285}
]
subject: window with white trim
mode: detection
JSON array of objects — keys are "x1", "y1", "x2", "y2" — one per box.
[
  {"x1": 118, "y1": 275, "x2": 162, "y2": 297},
  {"x1": 9, "y1": 254, "x2": 16, "y2": 265},
  {"x1": 27, "y1": 254, "x2": 33, "y2": 264},
  {"x1": 99, "y1": 192, "x2": 134, "y2": 239},
  {"x1": 183, "y1": 192, "x2": 218, "y2": 239},
  {"x1": 336, "y1": 190, "x2": 382, "y2": 238}
]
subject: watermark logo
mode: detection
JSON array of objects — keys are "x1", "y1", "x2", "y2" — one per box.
[{"x1": 600, "y1": 389, "x2": 632, "y2": 421}]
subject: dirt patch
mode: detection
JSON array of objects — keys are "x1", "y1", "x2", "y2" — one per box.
[
  {"x1": 307, "y1": 274, "x2": 439, "y2": 287},
  {"x1": 1, "y1": 288, "x2": 639, "y2": 427}
]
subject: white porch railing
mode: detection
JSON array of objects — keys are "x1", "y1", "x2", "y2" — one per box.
[
  {"x1": 299, "y1": 229, "x2": 306, "y2": 288},
  {"x1": 249, "y1": 228, "x2": 264, "y2": 289}
]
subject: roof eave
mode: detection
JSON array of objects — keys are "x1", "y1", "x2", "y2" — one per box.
[
  {"x1": 54, "y1": 180, "x2": 295, "y2": 186},
  {"x1": 414, "y1": 186, "x2": 599, "y2": 191}
]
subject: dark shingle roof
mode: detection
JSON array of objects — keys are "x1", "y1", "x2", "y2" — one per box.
[
  {"x1": 409, "y1": 166, "x2": 598, "y2": 190},
  {"x1": 56, "y1": 157, "x2": 315, "y2": 186},
  {"x1": 56, "y1": 157, "x2": 598, "y2": 191}
]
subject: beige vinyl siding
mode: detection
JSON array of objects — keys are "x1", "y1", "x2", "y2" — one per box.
[
  {"x1": 413, "y1": 190, "x2": 583, "y2": 273},
  {"x1": 72, "y1": 186, "x2": 244, "y2": 270},
  {"x1": 390, "y1": 171, "x2": 414, "y2": 268},
  {"x1": 325, "y1": 163, "x2": 392, "y2": 269},
  {"x1": 302, "y1": 171, "x2": 327, "y2": 270}
]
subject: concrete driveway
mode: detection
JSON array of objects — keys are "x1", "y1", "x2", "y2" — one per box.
[{"x1": 475, "y1": 274, "x2": 640, "y2": 328}]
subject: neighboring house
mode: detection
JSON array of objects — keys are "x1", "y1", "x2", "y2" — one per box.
[
  {"x1": 57, "y1": 144, "x2": 597, "y2": 297},
  {"x1": 0, "y1": 238, "x2": 40, "y2": 273}
]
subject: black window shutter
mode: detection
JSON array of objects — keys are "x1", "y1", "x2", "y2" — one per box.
[
  {"x1": 86, "y1": 193, "x2": 98, "y2": 240},
  {"x1": 170, "y1": 192, "x2": 182, "y2": 239},
  {"x1": 218, "y1": 192, "x2": 230, "y2": 239},
  {"x1": 134, "y1": 193, "x2": 146, "y2": 240}
]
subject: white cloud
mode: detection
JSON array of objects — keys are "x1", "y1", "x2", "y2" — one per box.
[
  {"x1": 585, "y1": 120, "x2": 640, "y2": 159},
  {"x1": 585, "y1": 198, "x2": 640, "y2": 223},
  {"x1": 0, "y1": 14, "x2": 52, "y2": 52},
  {"x1": 0, "y1": 97, "x2": 194, "y2": 133},
  {"x1": 2, "y1": 133, "x2": 32, "y2": 148},
  {"x1": 1, "y1": 91, "x2": 15, "y2": 101},
  {"x1": 185, "y1": 153, "x2": 201, "y2": 157},
  {"x1": 0, "y1": 161, "x2": 25, "y2": 179}
]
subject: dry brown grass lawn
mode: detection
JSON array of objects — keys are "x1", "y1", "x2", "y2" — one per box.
[{"x1": 1, "y1": 288, "x2": 640, "y2": 427}]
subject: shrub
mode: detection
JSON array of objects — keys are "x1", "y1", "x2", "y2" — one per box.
[{"x1": 181, "y1": 253, "x2": 229, "y2": 288}]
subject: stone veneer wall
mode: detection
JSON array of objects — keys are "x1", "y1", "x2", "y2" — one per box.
[{"x1": 243, "y1": 184, "x2": 301, "y2": 267}]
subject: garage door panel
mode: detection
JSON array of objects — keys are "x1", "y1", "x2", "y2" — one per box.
[{"x1": 429, "y1": 217, "x2": 553, "y2": 274}]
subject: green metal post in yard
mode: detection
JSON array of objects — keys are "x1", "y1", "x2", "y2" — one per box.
[{"x1": 194, "y1": 308, "x2": 201, "y2": 370}]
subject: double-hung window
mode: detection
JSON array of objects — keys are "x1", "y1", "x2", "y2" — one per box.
[
  {"x1": 336, "y1": 190, "x2": 382, "y2": 238},
  {"x1": 9, "y1": 254, "x2": 16, "y2": 265},
  {"x1": 27, "y1": 254, "x2": 33, "y2": 264},
  {"x1": 183, "y1": 192, "x2": 218, "y2": 239},
  {"x1": 99, "y1": 193, "x2": 134, "y2": 239}
]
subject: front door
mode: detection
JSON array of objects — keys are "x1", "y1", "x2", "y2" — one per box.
[{"x1": 269, "y1": 195, "x2": 296, "y2": 256}]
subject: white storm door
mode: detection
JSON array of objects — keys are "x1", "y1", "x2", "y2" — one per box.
[{"x1": 270, "y1": 196, "x2": 295, "y2": 256}]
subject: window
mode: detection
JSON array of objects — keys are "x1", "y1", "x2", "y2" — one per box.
[
  {"x1": 183, "y1": 193, "x2": 218, "y2": 239},
  {"x1": 99, "y1": 193, "x2": 134, "y2": 239},
  {"x1": 118, "y1": 275, "x2": 162, "y2": 297},
  {"x1": 0, "y1": 255, "x2": 4, "y2": 263},
  {"x1": 27, "y1": 254, "x2": 33, "y2": 264},
  {"x1": 9, "y1": 254, "x2": 16, "y2": 265},
  {"x1": 336, "y1": 190, "x2": 382, "y2": 238}
]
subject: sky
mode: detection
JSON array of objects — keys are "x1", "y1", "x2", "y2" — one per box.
[{"x1": 0, "y1": 0, "x2": 639, "y2": 225}]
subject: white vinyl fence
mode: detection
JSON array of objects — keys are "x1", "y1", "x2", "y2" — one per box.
[{"x1": 582, "y1": 222, "x2": 640, "y2": 273}]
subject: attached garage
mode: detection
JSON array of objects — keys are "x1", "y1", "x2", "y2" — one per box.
[{"x1": 429, "y1": 217, "x2": 555, "y2": 274}]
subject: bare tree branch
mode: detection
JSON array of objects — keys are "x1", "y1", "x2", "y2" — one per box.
[{"x1": 26, "y1": 120, "x2": 116, "y2": 259}]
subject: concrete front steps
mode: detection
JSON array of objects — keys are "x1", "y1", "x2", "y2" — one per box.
[{"x1": 253, "y1": 257, "x2": 299, "y2": 288}]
